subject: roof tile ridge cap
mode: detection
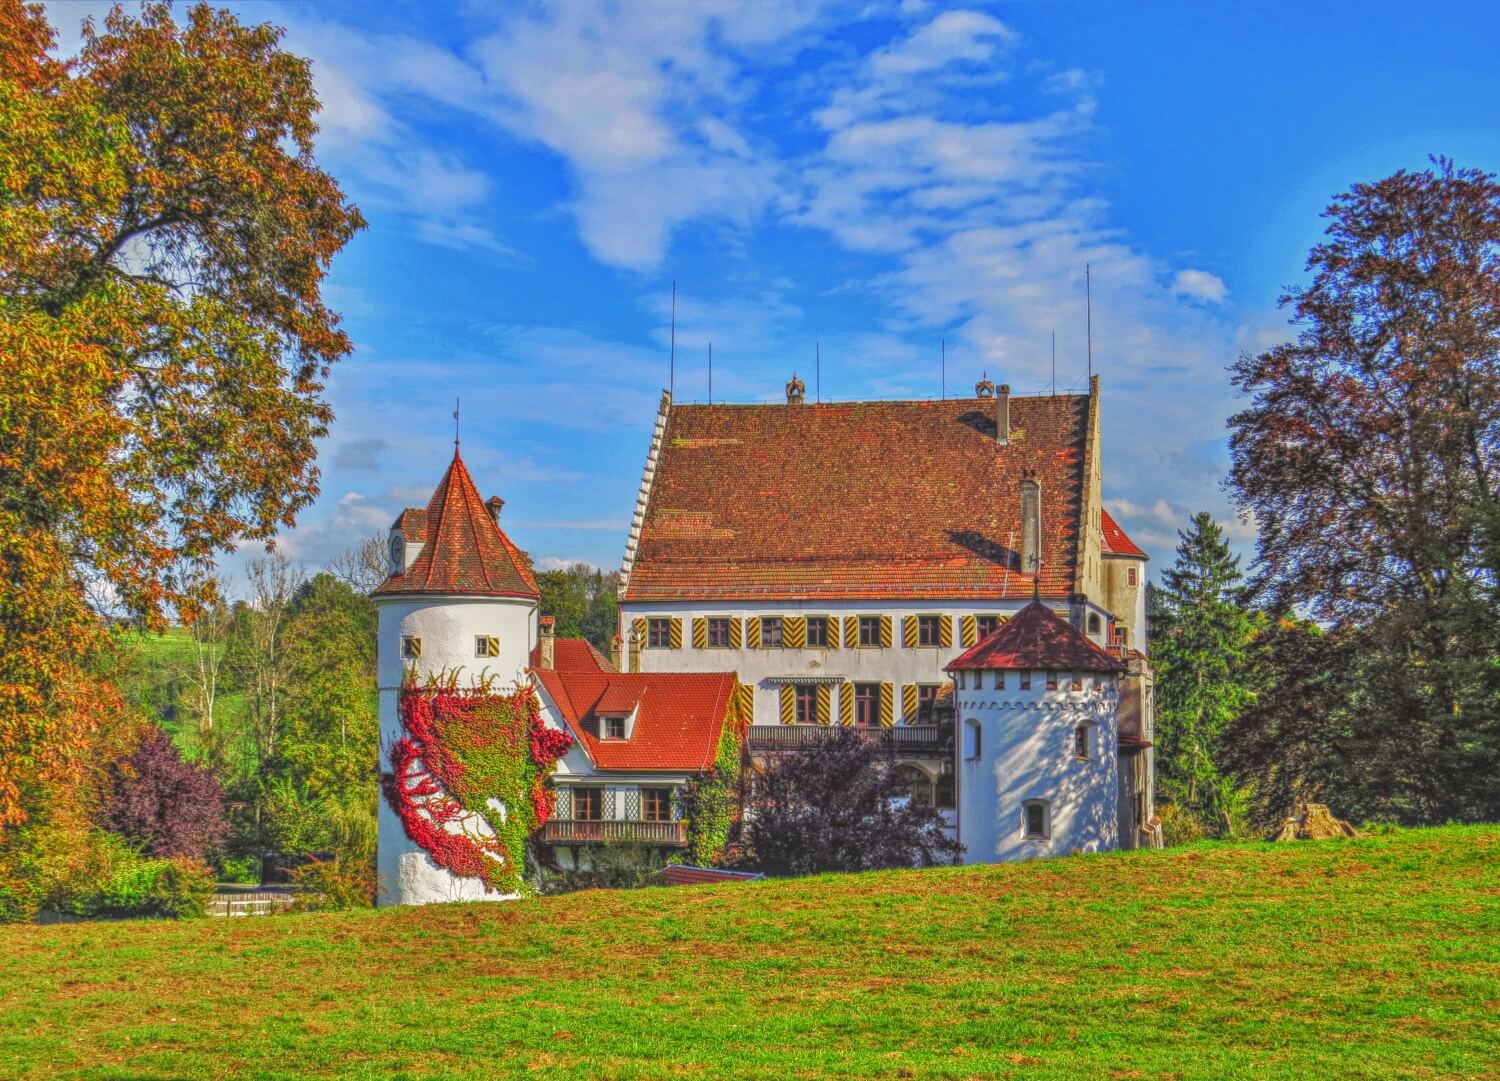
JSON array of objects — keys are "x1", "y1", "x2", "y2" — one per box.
[{"x1": 619, "y1": 389, "x2": 672, "y2": 598}]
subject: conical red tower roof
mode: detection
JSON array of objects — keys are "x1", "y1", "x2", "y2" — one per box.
[
  {"x1": 373, "y1": 451, "x2": 538, "y2": 598},
  {"x1": 944, "y1": 600, "x2": 1123, "y2": 673}
]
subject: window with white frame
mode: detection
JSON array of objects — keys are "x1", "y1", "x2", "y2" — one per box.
[{"x1": 475, "y1": 635, "x2": 499, "y2": 658}]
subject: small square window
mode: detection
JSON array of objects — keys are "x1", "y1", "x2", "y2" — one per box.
[
  {"x1": 917, "y1": 615, "x2": 941, "y2": 647},
  {"x1": 642, "y1": 787, "x2": 672, "y2": 822},
  {"x1": 805, "y1": 617, "x2": 829, "y2": 648},
  {"x1": 475, "y1": 635, "x2": 499, "y2": 658},
  {"x1": 1070, "y1": 672, "x2": 1084, "y2": 691},
  {"x1": 977, "y1": 615, "x2": 1003, "y2": 639},
  {"x1": 994, "y1": 671, "x2": 1006, "y2": 690},
  {"x1": 1019, "y1": 671, "x2": 1032, "y2": 690},
  {"x1": 1046, "y1": 671, "x2": 1059, "y2": 690},
  {"x1": 761, "y1": 617, "x2": 784, "y2": 648},
  {"x1": 707, "y1": 617, "x2": 731, "y2": 648},
  {"x1": 603, "y1": 716, "x2": 625, "y2": 740},
  {"x1": 1024, "y1": 801, "x2": 1049, "y2": 839},
  {"x1": 858, "y1": 616, "x2": 882, "y2": 647},
  {"x1": 401, "y1": 636, "x2": 422, "y2": 660},
  {"x1": 1092, "y1": 673, "x2": 1103, "y2": 691},
  {"x1": 647, "y1": 618, "x2": 671, "y2": 648},
  {"x1": 573, "y1": 788, "x2": 602, "y2": 821}
]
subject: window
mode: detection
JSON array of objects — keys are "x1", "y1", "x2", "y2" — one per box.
[
  {"x1": 1087, "y1": 612, "x2": 1102, "y2": 636},
  {"x1": 805, "y1": 616, "x2": 829, "y2": 648},
  {"x1": 916, "y1": 684, "x2": 940, "y2": 722},
  {"x1": 964, "y1": 718, "x2": 982, "y2": 760},
  {"x1": 854, "y1": 683, "x2": 880, "y2": 727},
  {"x1": 761, "y1": 617, "x2": 784, "y2": 648},
  {"x1": 858, "y1": 616, "x2": 882, "y2": 647},
  {"x1": 707, "y1": 617, "x2": 731, "y2": 648},
  {"x1": 1023, "y1": 799, "x2": 1050, "y2": 839},
  {"x1": 1092, "y1": 673, "x2": 1102, "y2": 691},
  {"x1": 1046, "y1": 671, "x2": 1059, "y2": 690},
  {"x1": 647, "y1": 617, "x2": 672, "y2": 648},
  {"x1": 994, "y1": 671, "x2": 1006, "y2": 690},
  {"x1": 401, "y1": 636, "x2": 422, "y2": 660},
  {"x1": 917, "y1": 614, "x2": 941, "y2": 646},
  {"x1": 1019, "y1": 671, "x2": 1032, "y2": 690},
  {"x1": 794, "y1": 684, "x2": 817, "y2": 724},
  {"x1": 602, "y1": 715, "x2": 625, "y2": 740},
  {"x1": 475, "y1": 635, "x2": 499, "y2": 658},
  {"x1": 1071, "y1": 672, "x2": 1084, "y2": 691},
  {"x1": 1127, "y1": 567, "x2": 1138, "y2": 587},
  {"x1": 573, "y1": 788, "x2": 602, "y2": 821},
  {"x1": 935, "y1": 767, "x2": 955, "y2": 809},
  {"x1": 1074, "y1": 724, "x2": 1090, "y2": 760},
  {"x1": 898, "y1": 766, "x2": 934, "y2": 808},
  {"x1": 641, "y1": 787, "x2": 673, "y2": 822},
  {"x1": 977, "y1": 615, "x2": 1003, "y2": 639}
]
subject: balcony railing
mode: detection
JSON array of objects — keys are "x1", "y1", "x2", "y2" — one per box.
[
  {"x1": 747, "y1": 724, "x2": 949, "y2": 758},
  {"x1": 541, "y1": 819, "x2": 689, "y2": 846}
]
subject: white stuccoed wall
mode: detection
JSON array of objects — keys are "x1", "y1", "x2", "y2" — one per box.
[
  {"x1": 623, "y1": 599, "x2": 1116, "y2": 724},
  {"x1": 954, "y1": 670, "x2": 1120, "y2": 863},
  {"x1": 374, "y1": 594, "x2": 537, "y2": 907}
]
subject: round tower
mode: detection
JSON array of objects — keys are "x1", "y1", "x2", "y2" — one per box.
[{"x1": 372, "y1": 451, "x2": 539, "y2": 906}]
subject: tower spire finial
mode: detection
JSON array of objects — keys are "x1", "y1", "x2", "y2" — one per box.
[{"x1": 453, "y1": 397, "x2": 460, "y2": 452}]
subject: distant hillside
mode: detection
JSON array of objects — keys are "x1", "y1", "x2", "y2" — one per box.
[
  {"x1": 116, "y1": 627, "x2": 248, "y2": 748},
  {"x1": 1, "y1": 826, "x2": 1495, "y2": 1079}
]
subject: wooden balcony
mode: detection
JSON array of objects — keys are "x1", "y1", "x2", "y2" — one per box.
[
  {"x1": 747, "y1": 724, "x2": 949, "y2": 758},
  {"x1": 540, "y1": 819, "x2": 688, "y2": 846}
]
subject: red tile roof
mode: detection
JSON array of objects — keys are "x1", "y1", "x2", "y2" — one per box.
[
  {"x1": 1101, "y1": 508, "x2": 1147, "y2": 559},
  {"x1": 374, "y1": 451, "x2": 538, "y2": 599},
  {"x1": 529, "y1": 637, "x2": 616, "y2": 672},
  {"x1": 623, "y1": 394, "x2": 1090, "y2": 601},
  {"x1": 657, "y1": 865, "x2": 763, "y2": 886},
  {"x1": 533, "y1": 639, "x2": 736, "y2": 770},
  {"x1": 945, "y1": 601, "x2": 1125, "y2": 673}
]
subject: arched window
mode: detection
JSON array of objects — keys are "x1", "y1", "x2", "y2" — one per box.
[
  {"x1": 1022, "y1": 799, "x2": 1050, "y2": 839},
  {"x1": 897, "y1": 765, "x2": 934, "y2": 808},
  {"x1": 1087, "y1": 612, "x2": 1102, "y2": 636},
  {"x1": 1074, "y1": 723, "x2": 1091, "y2": 761},
  {"x1": 964, "y1": 718, "x2": 982, "y2": 760}
]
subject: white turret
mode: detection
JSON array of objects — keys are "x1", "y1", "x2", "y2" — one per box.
[{"x1": 372, "y1": 449, "x2": 540, "y2": 906}]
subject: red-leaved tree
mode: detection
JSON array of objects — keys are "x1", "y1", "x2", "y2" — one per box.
[{"x1": 100, "y1": 726, "x2": 229, "y2": 861}]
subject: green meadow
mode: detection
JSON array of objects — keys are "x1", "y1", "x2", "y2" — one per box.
[{"x1": 1, "y1": 825, "x2": 1495, "y2": 1080}]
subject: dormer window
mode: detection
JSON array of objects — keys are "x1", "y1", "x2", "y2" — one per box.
[{"x1": 602, "y1": 715, "x2": 626, "y2": 740}]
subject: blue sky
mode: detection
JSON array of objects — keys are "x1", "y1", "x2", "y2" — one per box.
[{"x1": 49, "y1": 1, "x2": 1500, "y2": 578}]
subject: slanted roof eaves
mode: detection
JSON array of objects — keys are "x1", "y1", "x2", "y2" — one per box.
[
  {"x1": 945, "y1": 600, "x2": 1125, "y2": 672},
  {"x1": 1101, "y1": 508, "x2": 1148, "y2": 560},
  {"x1": 621, "y1": 395, "x2": 1088, "y2": 602}
]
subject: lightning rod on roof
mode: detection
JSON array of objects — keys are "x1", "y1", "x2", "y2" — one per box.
[
  {"x1": 1051, "y1": 330, "x2": 1056, "y2": 396},
  {"x1": 941, "y1": 337, "x2": 946, "y2": 400},
  {"x1": 708, "y1": 341, "x2": 713, "y2": 405},
  {"x1": 453, "y1": 397, "x2": 460, "y2": 450},
  {"x1": 670, "y1": 280, "x2": 676, "y2": 399},
  {"x1": 1086, "y1": 263, "x2": 1093, "y2": 381},
  {"x1": 816, "y1": 339, "x2": 821, "y2": 404}
]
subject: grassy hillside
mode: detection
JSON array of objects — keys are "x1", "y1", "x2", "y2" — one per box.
[
  {"x1": 117, "y1": 627, "x2": 249, "y2": 748},
  {"x1": 2, "y1": 826, "x2": 1496, "y2": 1080}
]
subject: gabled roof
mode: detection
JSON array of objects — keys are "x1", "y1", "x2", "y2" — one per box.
[
  {"x1": 621, "y1": 393, "x2": 1091, "y2": 602},
  {"x1": 533, "y1": 637, "x2": 736, "y2": 770},
  {"x1": 1101, "y1": 508, "x2": 1147, "y2": 559},
  {"x1": 373, "y1": 451, "x2": 538, "y2": 599},
  {"x1": 945, "y1": 600, "x2": 1125, "y2": 672},
  {"x1": 529, "y1": 637, "x2": 615, "y2": 673}
]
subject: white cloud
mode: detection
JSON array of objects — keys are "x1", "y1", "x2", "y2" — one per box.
[
  {"x1": 1172, "y1": 268, "x2": 1228, "y2": 303},
  {"x1": 868, "y1": 10, "x2": 1015, "y2": 77}
]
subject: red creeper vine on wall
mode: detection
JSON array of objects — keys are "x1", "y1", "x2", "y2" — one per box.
[{"x1": 382, "y1": 677, "x2": 572, "y2": 895}]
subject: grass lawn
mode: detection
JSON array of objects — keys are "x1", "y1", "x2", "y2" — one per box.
[{"x1": 1, "y1": 826, "x2": 1496, "y2": 1080}]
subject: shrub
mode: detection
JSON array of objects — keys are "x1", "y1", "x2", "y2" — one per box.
[
  {"x1": 100, "y1": 725, "x2": 229, "y2": 861},
  {"x1": 218, "y1": 854, "x2": 261, "y2": 884},
  {"x1": 1159, "y1": 803, "x2": 1209, "y2": 847},
  {"x1": 533, "y1": 844, "x2": 666, "y2": 895},
  {"x1": 41, "y1": 832, "x2": 215, "y2": 919},
  {"x1": 290, "y1": 854, "x2": 375, "y2": 911}
]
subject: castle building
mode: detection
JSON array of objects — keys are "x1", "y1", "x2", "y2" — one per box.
[{"x1": 617, "y1": 374, "x2": 1157, "y2": 851}]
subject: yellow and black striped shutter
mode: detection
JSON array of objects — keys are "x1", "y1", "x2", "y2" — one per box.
[
  {"x1": 747, "y1": 617, "x2": 761, "y2": 649},
  {"x1": 903, "y1": 615, "x2": 918, "y2": 648},
  {"x1": 902, "y1": 684, "x2": 920, "y2": 724},
  {"x1": 816, "y1": 685, "x2": 832, "y2": 726},
  {"x1": 879, "y1": 615, "x2": 893, "y2": 649},
  {"x1": 879, "y1": 682, "x2": 895, "y2": 727},
  {"x1": 961, "y1": 615, "x2": 977, "y2": 647},
  {"x1": 692, "y1": 617, "x2": 707, "y2": 648},
  {"x1": 843, "y1": 616, "x2": 859, "y2": 648},
  {"x1": 779, "y1": 684, "x2": 796, "y2": 725},
  {"x1": 938, "y1": 615, "x2": 953, "y2": 649},
  {"x1": 730, "y1": 617, "x2": 743, "y2": 649},
  {"x1": 784, "y1": 616, "x2": 807, "y2": 648},
  {"x1": 736, "y1": 682, "x2": 755, "y2": 723},
  {"x1": 669, "y1": 618, "x2": 683, "y2": 649},
  {"x1": 839, "y1": 683, "x2": 855, "y2": 726},
  {"x1": 632, "y1": 617, "x2": 647, "y2": 646},
  {"x1": 823, "y1": 615, "x2": 839, "y2": 650}
]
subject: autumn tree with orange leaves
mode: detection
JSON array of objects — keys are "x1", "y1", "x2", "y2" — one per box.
[{"x1": 0, "y1": 0, "x2": 362, "y2": 885}]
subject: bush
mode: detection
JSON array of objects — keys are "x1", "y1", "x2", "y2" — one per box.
[
  {"x1": 100, "y1": 725, "x2": 229, "y2": 861},
  {"x1": 37, "y1": 832, "x2": 216, "y2": 919},
  {"x1": 290, "y1": 854, "x2": 375, "y2": 911},
  {"x1": 218, "y1": 854, "x2": 261, "y2": 884},
  {"x1": 1159, "y1": 803, "x2": 1209, "y2": 847},
  {"x1": 532, "y1": 844, "x2": 666, "y2": 895}
]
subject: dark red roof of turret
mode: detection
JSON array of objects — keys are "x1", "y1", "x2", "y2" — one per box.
[
  {"x1": 1101, "y1": 508, "x2": 1147, "y2": 559},
  {"x1": 945, "y1": 600, "x2": 1125, "y2": 672},
  {"x1": 373, "y1": 451, "x2": 538, "y2": 598}
]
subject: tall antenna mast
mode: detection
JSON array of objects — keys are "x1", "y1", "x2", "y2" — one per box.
[
  {"x1": 708, "y1": 342, "x2": 713, "y2": 405},
  {"x1": 669, "y1": 280, "x2": 676, "y2": 397},
  {"x1": 941, "y1": 337, "x2": 946, "y2": 400},
  {"x1": 815, "y1": 340, "x2": 821, "y2": 403},
  {"x1": 1085, "y1": 264, "x2": 1093, "y2": 381},
  {"x1": 1051, "y1": 331, "x2": 1056, "y2": 396}
]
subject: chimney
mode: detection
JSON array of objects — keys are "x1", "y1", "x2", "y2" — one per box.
[
  {"x1": 538, "y1": 616, "x2": 555, "y2": 670},
  {"x1": 996, "y1": 384, "x2": 1011, "y2": 444},
  {"x1": 785, "y1": 372, "x2": 806, "y2": 405},
  {"x1": 1020, "y1": 474, "x2": 1042, "y2": 580},
  {"x1": 609, "y1": 632, "x2": 624, "y2": 672},
  {"x1": 486, "y1": 496, "x2": 504, "y2": 526}
]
